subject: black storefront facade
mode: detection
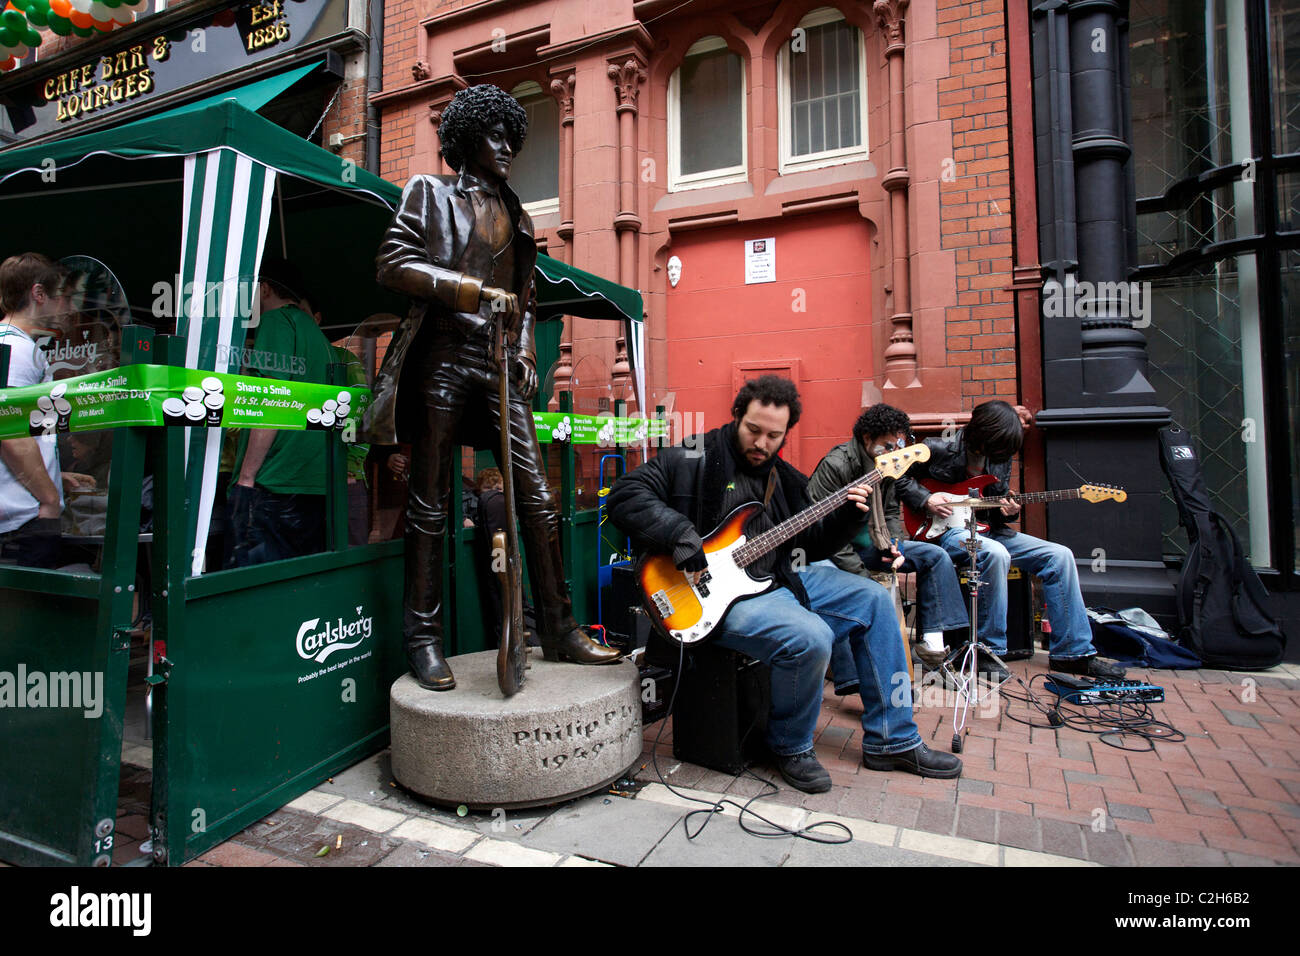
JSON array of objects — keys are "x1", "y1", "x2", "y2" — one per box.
[{"x1": 1028, "y1": 0, "x2": 1300, "y2": 657}]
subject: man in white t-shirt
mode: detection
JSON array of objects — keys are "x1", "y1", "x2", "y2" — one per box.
[{"x1": 0, "y1": 253, "x2": 69, "y2": 567}]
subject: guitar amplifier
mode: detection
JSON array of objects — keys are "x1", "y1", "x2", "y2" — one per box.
[
  {"x1": 957, "y1": 565, "x2": 1034, "y2": 657},
  {"x1": 646, "y1": 631, "x2": 770, "y2": 776},
  {"x1": 600, "y1": 563, "x2": 650, "y2": 652}
]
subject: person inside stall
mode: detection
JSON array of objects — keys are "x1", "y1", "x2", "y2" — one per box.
[
  {"x1": 0, "y1": 253, "x2": 87, "y2": 567},
  {"x1": 302, "y1": 294, "x2": 371, "y2": 546},
  {"x1": 225, "y1": 258, "x2": 334, "y2": 567}
]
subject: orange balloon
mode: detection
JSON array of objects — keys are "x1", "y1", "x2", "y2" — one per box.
[
  {"x1": 92, "y1": 18, "x2": 113, "y2": 32},
  {"x1": 0, "y1": 56, "x2": 14, "y2": 72},
  {"x1": 69, "y1": 10, "x2": 92, "y2": 27},
  {"x1": 50, "y1": 0, "x2": 72, "y2": 16}
]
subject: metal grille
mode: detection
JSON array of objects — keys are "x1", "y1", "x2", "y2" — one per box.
[{"x1": 789, "y1": 19, "x2": 862, "y2": 157}]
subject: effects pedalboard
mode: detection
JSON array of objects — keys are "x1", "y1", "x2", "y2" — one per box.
[{"x1": 1043, "y1": 673, "x2": 1165, "y2": 705}]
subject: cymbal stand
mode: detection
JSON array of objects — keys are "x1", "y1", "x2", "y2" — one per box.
[{"x1": 934, "y1": 509, "x2": 1009, "y2": 753}]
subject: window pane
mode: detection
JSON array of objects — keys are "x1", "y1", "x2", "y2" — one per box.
[
  {"x1": 788, "y1": 19, "x2": 861, "y2": 156},
  {"x1": 1270, "y1": 0, "x2": 1300, "y2": 154},
  {"x1": 1146, "y1": 258, "x2": 1271, "y2": 565},
  {"x1": 1282, "y1": 248, "x2": 1300, "y2": 570},
  {"x1": 678, "y1": 45, "x2": 744, "y2": 176},
  {"x1": 1131, "y1": 0, "x2": 1236, "y2": 195},
  {"x1": 511, "y1": 95, "x2": 559, "y2": 204}
]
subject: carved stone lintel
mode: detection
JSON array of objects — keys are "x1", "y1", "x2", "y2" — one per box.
[
  {"x1": 873, "y1": 0, "x2": 910, "y2": 53},
  {"x1": 607, "y1": 59, "x2": 647, "y2": 112},
  {"x1": 412, "y1": 59, "x2": 430, "y2": 82},
  {"x1": 549, "y1": 73, "x2": 576, "y2": 121}
]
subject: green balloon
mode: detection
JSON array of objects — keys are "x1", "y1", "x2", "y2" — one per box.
[
  {"x1": 0, "y1": 10, "x2": 25, "y2": 31},
  {"x1": 0, "y1": 29, "x2": 18, "y2": 49},
  {"x1": 26, "y1": 4, "x2": 50, "y2": 28},
  {"x1": 9, "y1": 0, "x2": 30, "y2": 12},
  {"x1": 22, "y1": 27, "x2": 40, "y2": 46},
  {"x1": 71, "y1": 22, "x2": 94, "y2": 38},
  {"x1": 47, "y1": 14, "x2": 71, "y2": 36}
]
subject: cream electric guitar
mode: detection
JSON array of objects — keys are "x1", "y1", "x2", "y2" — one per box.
[
  {"x1": 901, "y1": 475, "x2": 1127, "y2": 541},
  {"x1": 636, "y1": 444, "x2": 931, "y2": 646}
]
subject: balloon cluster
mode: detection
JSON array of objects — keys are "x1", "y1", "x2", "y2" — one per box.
[{"x1": 1, "y1": 0, "x2": 149, "y2": 71}]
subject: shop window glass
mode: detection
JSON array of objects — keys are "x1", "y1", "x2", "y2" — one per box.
[
  {"x1": 510, "y1": 83, "x2": 559, "y2": 214},
  {"x1": 670, "y1": 37, "x2": 746, "y2": 189}
]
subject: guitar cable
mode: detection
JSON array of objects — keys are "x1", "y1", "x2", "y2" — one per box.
[
  {"x1": 647, "y1": 637, "x2": 853, "y2": 845},
  {"x1": 997, "y1": 673, "x2": 1185, "y2": 751}
]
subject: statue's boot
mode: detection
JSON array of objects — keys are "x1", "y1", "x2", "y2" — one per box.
[
  {"x1": 404, "y1": 526, "x2": 456, "y2": 690},
  {"x1": 523, "y1": 520, "x2": 622, "y2": 665}
]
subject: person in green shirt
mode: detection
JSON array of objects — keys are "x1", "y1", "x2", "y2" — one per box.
[{"x1": 227, "y1": 258, "x2": 335, "y2": 566}]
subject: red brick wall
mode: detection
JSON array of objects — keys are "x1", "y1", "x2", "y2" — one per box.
[
  {"x1": 937, "y1": 0, "x2": 1017, "y2": 407},
  {"x1": 381, "y1": 0, "x2": 420, "y2": 94},
  {"x1": 379, "y1": 102, "x2": 416, "y2": 183}
]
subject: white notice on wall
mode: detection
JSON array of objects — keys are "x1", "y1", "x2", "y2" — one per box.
[{"x1": 744, "y1": 237, "x2": 775, "y2": 284}]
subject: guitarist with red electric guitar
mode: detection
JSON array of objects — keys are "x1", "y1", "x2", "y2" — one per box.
[{"x1": 892, "y1": 400, "x2": 1128, "y2": 680}]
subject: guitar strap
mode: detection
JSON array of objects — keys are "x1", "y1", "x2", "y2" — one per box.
[{"x1": 762, "y1": 469, "x2": 778, "y2": 510}]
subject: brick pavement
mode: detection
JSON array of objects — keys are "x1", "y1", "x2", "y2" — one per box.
[
  {"x1": 81, "y1": 654, "x2": 1300, "y2": 868},
  {"x1": 640, "y1": 655, "x2": 1300, "y2": 865}
]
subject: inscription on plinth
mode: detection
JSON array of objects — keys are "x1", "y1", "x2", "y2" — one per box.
[{"x1": 390, "y1": 651, "x2": 642, "y2": 810}]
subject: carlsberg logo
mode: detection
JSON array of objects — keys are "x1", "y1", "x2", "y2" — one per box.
[{"x1": 296, "y1": 605, "x2": 373, "y2": 664}]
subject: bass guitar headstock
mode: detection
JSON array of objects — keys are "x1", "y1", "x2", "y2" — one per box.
[
  {"x1": 875, "y1": 443, "x2": 930, "y2": 480},
  {"x1": 1079, "y1": 483, "x2": 1127, "y2": 503}
]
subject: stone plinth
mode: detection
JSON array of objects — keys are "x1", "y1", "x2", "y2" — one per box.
[{"x1": 390, "y1": 651, "x2": 642, "y2": 810}]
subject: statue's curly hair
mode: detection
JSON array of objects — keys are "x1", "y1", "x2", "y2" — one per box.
[{"x1": 437, "y1": 85, "x2": 529, "y2": 173}]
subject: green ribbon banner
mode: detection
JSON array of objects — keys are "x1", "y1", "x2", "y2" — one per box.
[
  {"x1": 531, "y1": 411, "x2": 668, "y2": 446},
  {"x1": 0, "y1": 365, "x2": 372, "y2": 440},
  {"x1": 0, "y1": 364, "x2": 670, "y2": 446}
]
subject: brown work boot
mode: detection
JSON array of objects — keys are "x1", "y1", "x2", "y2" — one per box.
[
  {"x1": 522, "y1": 520, "x2": 621, "y2": 665},
  {"x1": 403, "y1": 526, "x2": 456, "y2": 691},
  {"x1": 541, "y1": 625, "x2": 622, "y2": 664}
]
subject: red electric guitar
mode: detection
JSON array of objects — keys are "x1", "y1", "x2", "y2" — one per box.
[{"x1": 902, "y1": 475, "x2": 1126, "y2": 541}]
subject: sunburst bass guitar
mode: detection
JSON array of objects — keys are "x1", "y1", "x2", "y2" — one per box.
[{"x1": 636, "y1": 443, "x2": 931, "y2": 646}]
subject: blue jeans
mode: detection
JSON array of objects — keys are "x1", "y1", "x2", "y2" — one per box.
[
  {"x1": 713, "y1": 561, "x2": 922, "y2": 757},
  {"x1": 830, "y1": 540, "x2": 970, "y2": 691},
  {"x1": 937, "y1": 527, "x2": 1095, "y2": 660}
]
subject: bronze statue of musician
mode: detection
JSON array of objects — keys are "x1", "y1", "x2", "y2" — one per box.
[{"x1": 365, "y1": 84, "x2": 620, "y2": 691}]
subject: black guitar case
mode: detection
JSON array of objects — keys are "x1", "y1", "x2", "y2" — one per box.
[{"x1": 1158, "y1": 427, "x2": 1285, "y2": 670}]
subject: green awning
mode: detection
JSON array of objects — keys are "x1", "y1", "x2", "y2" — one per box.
[
  {"x1": 152, "y1": 60, "x2": 323, "y2": 118},
  {"x1": 534, "y1": 256, "x2": 643, "y2": 323},
  {"x1": 0, "y1": 95, "x2": 641, "y2": 324}
]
